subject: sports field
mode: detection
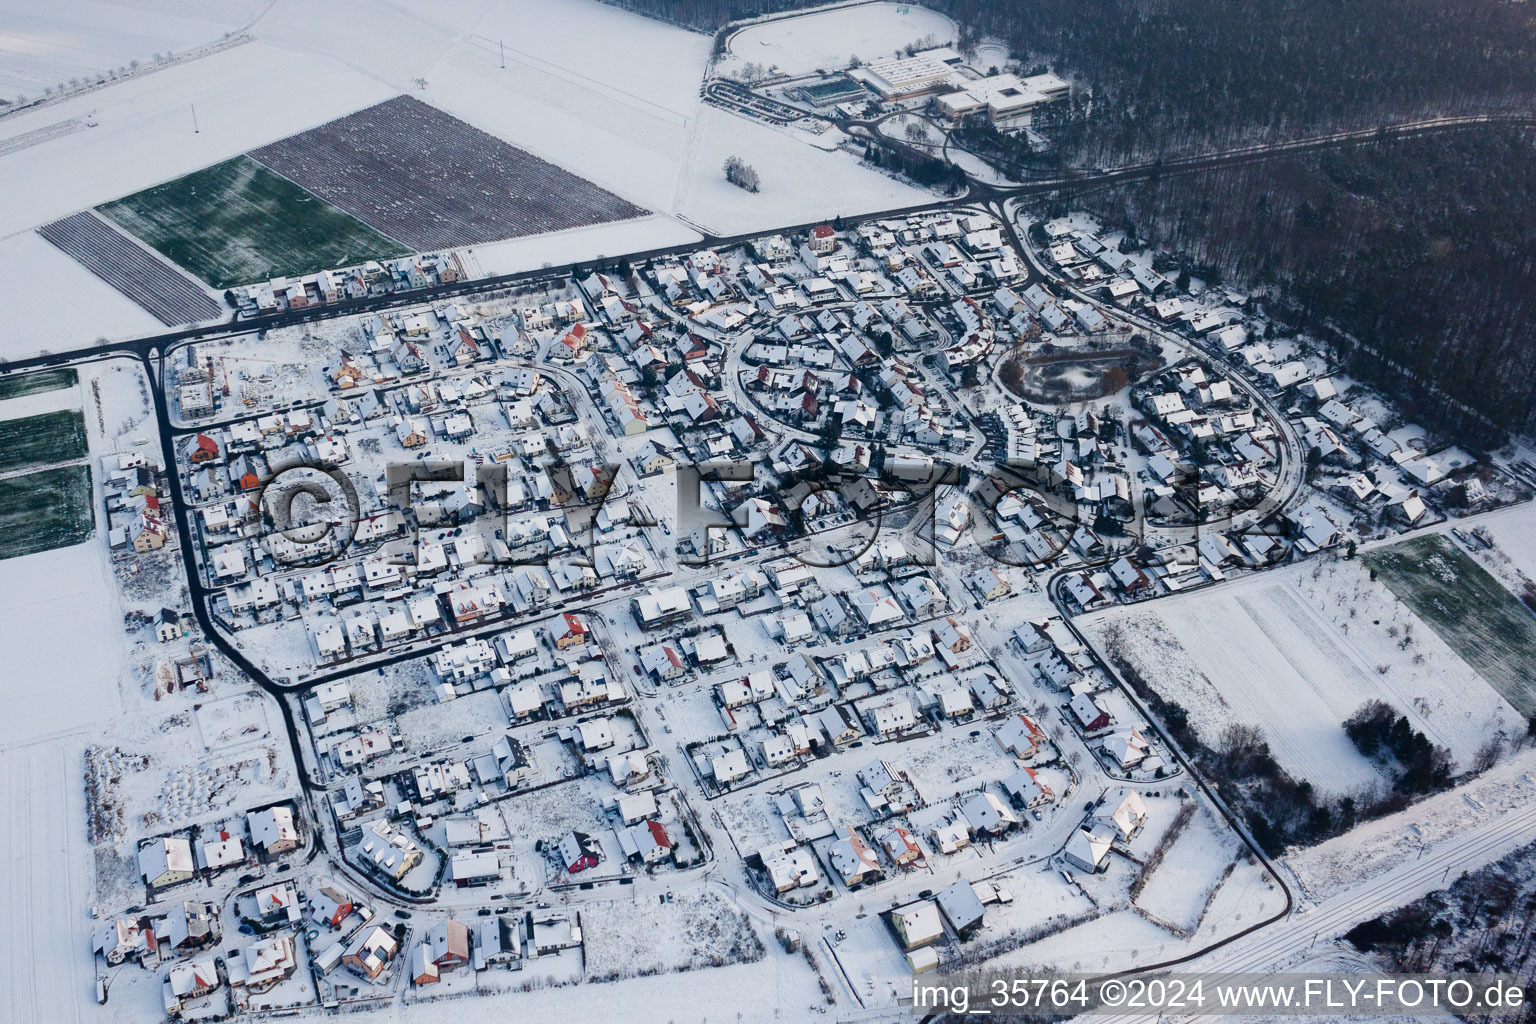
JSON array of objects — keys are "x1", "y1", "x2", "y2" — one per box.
[
  {"x1": 1365, "y1": 534, "x2": 1536, "y2": 717},
  {"x1": 0, "y1": 464, "x2": 95, "y2": 559},
  {"x1": 0, "y1": 369, "x2": 76, "y2": 403},
  {"x1": 97, "y1": 156, "x2": 410, "y2": 289},
  {"x1": 0, "y1": 409, "x2": 88, "y2": 474}
]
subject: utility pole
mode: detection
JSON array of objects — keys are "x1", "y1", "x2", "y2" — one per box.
[
  {"x1": 190, "y1": 103, "x2": 199, "y2": 133},
  {"x1": 500, "y1": 40, "x2": 505, "y2": 69}
]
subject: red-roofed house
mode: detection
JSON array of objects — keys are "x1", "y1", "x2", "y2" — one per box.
[
  {"x1": 556, "y1": 613, "x2": 588, "y2": 649},
  {"x1": 191, "y1": 433, "x2": 221, "y2": 463}
]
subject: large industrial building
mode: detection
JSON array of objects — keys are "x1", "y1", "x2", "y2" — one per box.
[
  {"x1": 857, "y1": 53, "x2": 961, "y2": 99},
  {"x1": 936, "y1": 72, "x2": 1071, "y2": 130}
]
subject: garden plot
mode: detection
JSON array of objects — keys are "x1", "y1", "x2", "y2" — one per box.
[
  {"x1": 720, "y1": 3, "x2": 956, "y2": 78},
  {"x1": 581, "y1": 889, "x2": 766, "y2": 981},
  {"x1": 248, "y1": 95, "x2": 649, "y2": 251},
  {"x1": 1132, "y1": 804, "x2": 1240, "y2": 934},
  {"x1": 89, "y1": 714, "x2": 294, "y2": 836},
  {"x1": 142, "y1": 745, "x2": 293, "y2": 833},
  {"x1": 394, "y1": 688, "x2": 510, "y2": 758},
  {"x1": 195, "y1": 691, "x2": 272, "y2": 753}
]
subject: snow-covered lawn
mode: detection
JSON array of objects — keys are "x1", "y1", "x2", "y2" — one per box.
[
  {"x1": 1082, "y1": 557, "x2": 1523, "y2": 796},
  {"x1": 582, "y1": 888, "x2": 765, "y2": 980},
  {"x1": 720, "y1": 3, "x2": 956, "y2": 78},
  {"x1": 1133, "y1": 805, "x2": 1240, "y2": 933}
]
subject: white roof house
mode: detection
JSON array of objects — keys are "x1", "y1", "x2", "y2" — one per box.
[
  {"x1": 139, "y1": 836, "x2": 195, "y2": 887},
  {"x1": 1063, "y1": 828, "x2": 1114, "y2": 873},
  {"x1": 891, "y1": 900, "x2": 944, "y2": 949}
]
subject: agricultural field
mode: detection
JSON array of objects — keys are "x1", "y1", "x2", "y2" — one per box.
[
  {"x1": 1365, "y1": 534, "x2": 1536, "y2": 718},
  {"x1": 0, "y1": 368, "x2": 76, "y2": 402},
  {"x1": 37, "y1": 211, "x2": 224, "y2": 324},
  {"x1": 97, "y1": 155, "x2": 410, "y2": 289},
  {"x1": 0, "y1": 464, "x2": 94, "y2": 559},
  {"x1": 1082, "y1": 555, "x2": 1526, "y2": 794},
  {"x1": 247, "y1": 95, "x2": 649, "y2": 250},
  {"x1": 0, "y1": 408, "x2": 88, "y2": 473}
]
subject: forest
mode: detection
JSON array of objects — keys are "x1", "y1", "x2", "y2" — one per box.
[
  {"x1": 1071, "y1": 129, "x2": 1536, "y2": 438},
  {"x1": 1348, "y1": 840, "x2": 1536, "y2": 1022}
]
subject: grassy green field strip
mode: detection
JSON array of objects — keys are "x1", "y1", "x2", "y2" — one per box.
[
  {"x1": 1364, "y1": 534, "x2": 1536, "y2": 718},
  {"x1": 98, "y1": 155, "x2": 411, "y2": 290},
  {"x1": 0, "y1": 368, "x2": 77, "y2": 402},
  {"x1": 0, "y1": 464, "x2": 95, "y2": 559},
  {"x1": 0, "y1": 409, "x2": 88, "y2": 475}
]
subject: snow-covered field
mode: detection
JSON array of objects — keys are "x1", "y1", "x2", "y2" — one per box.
[
  {"x1": 0, "y1": 539, "x2": 126, "y2": 746},
  {"x1": 675, "y1": 104, "x2": 935, "y2": 235},
  {"x1": 0, "y1": 231, "x2": 163, "y2": 358},
  {"x1": 0, "y1": 40, "x2": 397, "y2": 236},
  {"x1": 720, "y1": 3, "x2": 956, "y2": 78},
  {"x1": 1082, "y1": 557, "x2": 1523, "y2": 796},
  {"x1": 467, "y1": 216, "x2": 702, "y2": 278},
  {"x1": 0, "y1": 737, "x2": 99, "y2": 1024},
  {"x1": 0, "y1": 0, "x2": 265, "y2": 103}
]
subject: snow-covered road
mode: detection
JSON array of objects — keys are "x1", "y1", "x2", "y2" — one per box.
[{"x1": 1095, "y1": 790, "x2": 1536, "y2": 1024}]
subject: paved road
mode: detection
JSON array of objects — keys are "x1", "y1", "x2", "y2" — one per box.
[{"x1": 4, "y1": 110, "x2": 1529, "y2": 385}]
